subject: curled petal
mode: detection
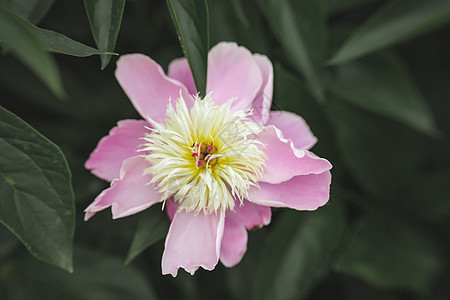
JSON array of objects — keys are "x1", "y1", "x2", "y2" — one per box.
[
  {"x1": 249, "y1": 171, "x2": 331, "y2": 211},
  {"x1": 266, "y1": 111, "x2": 317, "y2": 150},
  {"x1": 115, "y1": 54, "x2": 194, "y2": 122},
  {"x1": 162, "y1": 210, "x2": 225, "y2": 276},
  {"x1": 235, "y1": 200, "x2": 271, "y2": 230},
  {"x1": 84, "y1": 156, "x2": 160, "y2": 220},
  {"x1": 85, "y1": 119, "x2": 149, "y2": 182},
  {"x1": 220, "y1": 211, "x2": 248, "y2": 267},
  {"x1": 168, "y1": 58, "x2": 196, "y2": 95},
  {"x1": 207, "y1": 42, "x2": 263, "y2": 111},
  {"x1": 251, "y1": 54, "x2": 273, "y2": 124},
  {"x1": 258, "y1": 125, "x2": 332, "y2": 184}
]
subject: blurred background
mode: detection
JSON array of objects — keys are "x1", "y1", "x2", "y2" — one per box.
[{"x1": 0, "y1": 0, "x2": 449, "y2": 299}]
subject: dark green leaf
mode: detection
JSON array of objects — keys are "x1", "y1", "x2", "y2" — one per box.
[
  {"x1": 37, "y1": 27, "x2": 117, "y2": 57},
  {"x1": 326, "y1": 0, "x2": 377, "y2": 15},
  {"x1": 335, "y1": 214, "x2": 443, "y2": 293},
  {"x1": 404, "y1": 169, "x2": 450, "y2": 221},
  {"x1": 325, "y1": 99, "x2": 423, "y2": 199},
  {"x1": 0, "y1": 105, "x2": 75, "y2": 272},
  {"x1": 330, "y1": 51, "x2": 440, "y2": 136},
  {"x1": 0, "y1": 225, "x2": 19, "y2": 259},
  {"x1": 253, "y1": 202, "x2": 346, "y2": 300},
  {"x1": 84, "y1": 0, "x2": 125, "y2": 69},
  {"x1": 166, "y1": 0, "x2": 209, "y2": 96},
  {"x1": 209, "y1": 0, "x2": 269, "y2": 54},
  {"x1": 329, "y1": 0, "x2": 450, "y2": 64},
  {"x1": 0, "y1": 5, "x2": 64, "y2": 97},
  {"x1": 256, "y1": 0, "x2": 327, "y2": 102},
  {"x1": 6, "y1": 0, "x2": 54, "y2": 24},
  {"x1": 18, "y1": 247, "x2": 158, "y2": 300},
  {"x1": 125, "y1": 206, "x2": 170, "y2": 264}
]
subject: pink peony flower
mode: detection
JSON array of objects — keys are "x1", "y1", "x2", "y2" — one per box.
[{"x1": 84, "y1": 42, "x2": 332, "y2": 276}]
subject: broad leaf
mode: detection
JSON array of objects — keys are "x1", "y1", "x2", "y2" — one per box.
[
  {"x1": 0, "y1": 105, "x2": 75, "y2": 272},
  {"x1": 256, "y1": 0, "x2": 327, "y2": 102},
  {"x1": 18, "y1": 247, "x2": 158, "y2": 300},
  {"x1": 166, "y1": 0, "x2": 209, "y2": 96},
  {"x1": 0, "y1": 4, "x2": 64, "y2": 97},
  {"x1": 84, "y1": 0, "x2": 125, "y2": 69},
  {"x1": 329, "y1": 0, "x2": 450, "y2": 64},
  {"x1": 403, "y1": 169, "x2": 450, "y2": 221},
  {"x1": 125, "y1": 206, "x2": 170, "y2": 264},
  {"x1": 330, "y1": 51, "x2": 440, "y2": 136},
  {"x1": 0, "y1": 224, "x2": 19, "y2": 259},
  {"x1": 335, "y1": 214, "x2": 443, "y2": 293},
  {"x1": 253, "y1": 202, "x2": 346, "y2": 300},
  {"x1": 326, "y1": 0, "x2": 377, "y2": 15},
  {"x1": 325, "y1": 99, "x2": 423, "y2": 199},
  {"x1": 6, "y1": 0, "x2": 54, "y2": 24}
]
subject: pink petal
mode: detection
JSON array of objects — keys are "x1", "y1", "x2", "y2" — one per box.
[
  {"x1": 85, "y1": 119, "x2": 149, "y2": 182},
  {"x1": 235, "y1": 200, "x2": 271, "y2": 230},
  {"x1": 266, "y1": 111, "x2": 317, "y2": 150},
  {"x1": 168, "y1": 58, "x2": 196, "y2": 95},
  {"x1": 115, "y1": 54, "x2": 194, "y2": 122},
  {"x1": 258, "y1": 125, "x2": 332, "y2": 184},
  {"x1": 249, "y1": 171, "x2": 332, "y2": 210},
  {"x1": 207, "y1": 42, "x2": 263, "y2": 111},
  {"x1": 220, "y1": 211, "x2": 248, "y2": 267},
  {"x1": 84, "y1": 156, "x2": 161, "y2": 221},
  {"x1": 165, "y1": 198, "x2": 178, "y2": 221},
  {"x1": 162, "y1": 210, "x2": 225, "y2": 276},
  {"x1": 251, "y1": 54, "x2": 273, "y2": 124}
]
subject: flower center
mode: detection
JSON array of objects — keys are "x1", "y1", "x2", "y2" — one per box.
[
  {"x1": 140, "y1": 93, "x2": 265, "y2": 214},
  {"x1": 191, "y1": 142, "x2": 219, "y2": 168}
]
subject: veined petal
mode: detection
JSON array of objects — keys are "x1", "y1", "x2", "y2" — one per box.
[
  {"x1": 220, "y1": 211, "x2": 248, "y2": 267},
  {"x1": 266, "y1": 111, "x2": 317, "y2": 150},
  {"x1": 251, "y1": 54, "x2": 273, "y2": 124},
  {"x1": 258, "y1": 125, "x2": 332, "y2": 184},
  {"x1": 162, "y1": 209, "x2": 225, "y2": 276},
  {"x1": 207, "y1": 42, "x2": 263, "y2": 111},
  {"x1": 84, "y1": 156, "x2": 160, "y2": 220},
  {"x1": 85, "y1": 119, "x2": 149, "y2": 182},
  {"x1": 249, "y1": 171, "x2": 331, "y2": 210},
  {"x1": 115, "y1": 54, "x2": 195, "y2": 122},
  {"x1": 168, "y1": 58, "x2": 196, "y2": 95}
]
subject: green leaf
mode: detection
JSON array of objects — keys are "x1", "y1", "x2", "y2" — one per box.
[
  {"x1": 330, "y1": 51, "x2": 440, "y2": 136},
  {"x1": 329, "y1": 0, "x2": 450, "y2": 64},
  {"x1": 403, "y1": 169, "x2": 450, "y2": 221},
  {"x1": 0, "y1": 225, "x2": 19, "y2": 260},
  {"x1": 6, "y1": 0, "x2": 54, "y2": 24},
  {"x1": 256, "y1": 0, "x2": 327, "y2": 102},
  {"x1": 253, "y1": 202, "x2": 346, "y2": 300},
  {"x1": 335, "y1": 214, "x2": 443, "y2": 293},
  {"x1": 166, "y1": 0, "x2": 209, "y2": 96},
  {"x1": 84, "y1": 0, "x2": 125, "y2": 69},
  {"x1": 209, "y1": 0, "x2": 269, "y2": 54},
  {"x1": 325, "y1": 99, "x2": 423, "y2": 199},
  {"x1": 37, "y1": 27, "x2": 117, "y2": 57},
  {"x1": 326, "y1": 0, "x2": 376, "y2": 15},
  {"x1": 0, "y1": 5, "x2": 64, "y2": 98},
  {"x1": 125, "y1": 206, "x2": 170, "y2": 264},
  {"x1": 18, "y1": 247, "x2": 159, "y2": 300},
  {"x1": 0, "y1": 105, "x2": 75, "y2": 272}
]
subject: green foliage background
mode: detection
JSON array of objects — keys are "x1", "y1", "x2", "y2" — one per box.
[{"x1": 1, "y1": 0, "x2": 449, "y2": 299}]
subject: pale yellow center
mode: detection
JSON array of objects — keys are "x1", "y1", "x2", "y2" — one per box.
[{"x1": 140, "y1": 93, "x2": 265, "y2": 214}]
